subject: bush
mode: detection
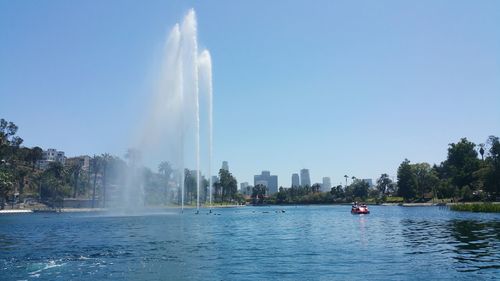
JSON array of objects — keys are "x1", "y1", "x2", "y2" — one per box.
[{"x1": 450, "y1": 203, "x2": 500, "y2": 213}]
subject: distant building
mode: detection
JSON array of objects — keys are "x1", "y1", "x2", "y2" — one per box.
[
  {"x1": 362, "y1": 179, "x2": 373, "y2": 187},
  {"x1": 300, "y1": 169, "x2": 311, "y2": 187},
  {"x1": 38, "y1": 148, "x2": 66, "y2": 169},
  {"x1": 211, "y1": 175, "x2": 219, "y2": 185},
  {"x1": 65, "y1": 155, "x2": 91, "y2": 171},
  {"x1": 291, "y1": 173, "x2": 300, "y2": 187},
  {"x1": 221, "y1": 161, "x2": 229, "y2": 171},
  {"x1": 240, "y1": 182, "x2": 252, "y2": 196},
  {"x1": 322, "y1": 177, "x2": 332, "y2": 192},
  {"x1": 254, "y1": 171, "x2": 278, "y2": 195}
]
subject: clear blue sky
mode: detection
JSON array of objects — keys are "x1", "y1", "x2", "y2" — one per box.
[{"x1": 1, "y1": 0, "x2": 499, "y2": 187}]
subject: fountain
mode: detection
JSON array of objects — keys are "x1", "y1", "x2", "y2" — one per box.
[{"x1": 119, "y1": 9, "x2": 213, "y2": 213}]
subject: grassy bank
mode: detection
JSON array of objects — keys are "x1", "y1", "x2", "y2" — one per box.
[{"x1": 450, "y1": 203, "x2": 500, "y2": 213}]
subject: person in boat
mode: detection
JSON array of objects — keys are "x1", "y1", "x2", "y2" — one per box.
[{"x1": 352, "y1": 202, "x2": 360, "y2": 212}]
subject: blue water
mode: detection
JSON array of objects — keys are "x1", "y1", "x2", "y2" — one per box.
[{"x1": 1, "y1": 206, "x2": 499, "y2": 280}]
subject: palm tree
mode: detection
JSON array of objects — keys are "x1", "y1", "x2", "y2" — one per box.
[
  {"x1": 158, "y1": 161, "x2": 173, "y2": 204},
  {"x1": 101, "y1": 153, "x2": 112, "y2": 208},
  {"x1": 42, "y1": 162, "x2": 67, "y2": 207},
  {"x1": 28, "y1": 147, "x2": 43, "y2": 170},
  {"x1": 66, "y1": 161, "x2": 82, "y2": 198},
  {"x1": 90, "y1": 155, "x2": 102, "y2": 208}
]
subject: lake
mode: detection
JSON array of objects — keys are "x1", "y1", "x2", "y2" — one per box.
[{"x1": 1, "y1": 206, "x2": 499, "y2": 280}]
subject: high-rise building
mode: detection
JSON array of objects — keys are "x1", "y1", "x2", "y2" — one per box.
[
  {"x1": 221, "y1": 161, "x2": 229, "y2": 171},
  {"x1": 254, "y1": 171, "x2": 278, "y2": 195},
  {"x1": 211, "y1": 176, "x2": 219, "y2": 186},
  {"x1": 291, "y1": 173, "x2": 300, "y2": 187},
  {"x1": 362, "y1": 179, "x2": 373, "y2": 187},
  {"x1": 240, "y1": 182, "x2": 251, "y2": 195},
  {"x1": 322, "y1": 177, "x2": 332, "y2": 192},
  {"x1": 300, "y1": 169, "x2": 311, "y2": 187}
]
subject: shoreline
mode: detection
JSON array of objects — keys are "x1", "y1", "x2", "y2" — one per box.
[
  {"x1": 0, "y1": 204, "x2": 245, "y2": 214},
  {"x1": 2, "y1": 202, "x2": 498, "y2": 214}
]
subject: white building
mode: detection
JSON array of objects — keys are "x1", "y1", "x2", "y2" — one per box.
[
  {"x1": 300, "y1": 169, "x2": 311, "y2": 187},
  {"x1": 322, "y1": 177, "x2": 332, "y2": 192},
  {"x1": 38, "y1": 148, "x2": 66, "y2": 169}
]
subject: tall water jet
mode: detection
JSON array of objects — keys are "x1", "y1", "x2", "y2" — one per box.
[
  {"x1": 198, "y1": 50, "x2": 213, "y2": 207},
  {"x1": 116, "y1": 9, "x2": 211, "y2": 214},
  {"x1": 179, "y1": 9, "x2": 200, "y2": 212},
  {"x1": 114, "y1": 9, "x2": 213, "y2": 211}
]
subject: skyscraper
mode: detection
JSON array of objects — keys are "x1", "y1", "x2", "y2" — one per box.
[
  {"x1": 322, "y1": 177, "x2": 332, "y2": 192},
  {"x1": 291, "y1": 173, "x2": 300, "y2": 187},
  {"x1": 254, "y1": 171, "x2": 278, "y2": 194},
  {"x1": 221, "y1": 161, "x2": 229, "y2": 171},
  {"x1": 362, "y1": 179, "x2": 373, "y2": 187},
  {"x1": 300, "y1": 169, "x2": 311, "y2": 187},
  {"x1": 240, "y1": 182, "x2": 251, "y2": 195}
]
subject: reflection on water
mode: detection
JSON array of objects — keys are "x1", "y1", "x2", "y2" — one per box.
[
  {"x1": 450, "y1": 220, "x2": 500, "y2": 272},
  {"x1": 400, "y1": 218, "x2": 500, "y2": 272}
]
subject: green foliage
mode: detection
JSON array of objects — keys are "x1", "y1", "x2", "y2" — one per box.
[
  {"x1": 376, "y1": 173, "x2": 393, "y2": 196},
  {"x1": 348, "y1": 179, "x2": 369, "y2": 200},
  {"x1": 483, "y1": 136, "x2": 499, "y2": 196},
  {"x1": 397, "y1": 159, "x2": 416, "y2": 201},
  {"x1": 0, "y1": 168, "x2": 14, "y2": 209},
  {"x1": 450, "y1": 203, "x2": 500, "y2": 213},
  {"x1": 213, "y1": 168, "x2": 238, "y2": 203},
  {"x1": 330, "y1": 185, "x2": 345, "y2": 201},
  {"x1": 265, "y1": 185, "x2": 336, "y2": 205},
  {"x1": 384, "y1": 196, "x2": 404, "y2": 203},
  {"x1": 441, "y1": 138, "x2": 481, "y2": 190},
  {"x1": 2, "y1": 117, "x2": 499, "y2": 208},
  {"x1": 411, "y1": 162, "x2": 439, "y2": 200},
  {"x1": 251, "y1": 184, "x2": 267, "y2": 204}
]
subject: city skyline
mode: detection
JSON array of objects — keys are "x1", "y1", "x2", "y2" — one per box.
[{"x1": 1, "y1": 1, "x2": 499, "y2": 187}]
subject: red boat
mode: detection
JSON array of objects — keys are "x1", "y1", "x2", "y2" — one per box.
[{"x1": 351, "y1": 204, "x2": 370, "y2": 214}]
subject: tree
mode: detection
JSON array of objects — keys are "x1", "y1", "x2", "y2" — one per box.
[
  {"x1": 90, "y1": 155, "x2": 103, "y2": 208},
  {"x1": 311, "y1": 183, "x2": 321, "y2": 193},
  {"x1": 330, "y1": 185, "x2": 344, "y2": 200},
  {"x1": 251, "y1": 184, "x2": 267, "y2": 205},
  {"x1": 442, "y1": 138, "x2": 480, "y2": 190},
  {"x1": 66, "y1": 160, "x2": 83, "y2": 198},
  {"x1": 101, "y1": 153, "x2": 113, "y2": 208},
  {"x1": 276, "y1": 186, "x2": 287, "y2": 204},
  {"x1": 158, "y1": 161, "x2": 173, "y2": 204},
  {"x1": 27, "y1": 146, "x2": 43, "y2": 170},
  {"x1": 40, "y1": 162, "x2": 70, "y2": 207},
  {"x1": 0, "y1": 168, "x2": 14, "y2": 209},
  {"x1": 376, "y1": 173, "x2": 393, "y2": 196},
  {"x1": 350, "y1": 179, "x2": 369, "y2": 199},
  {"x1": 483, "y1": 136, "x2": 500, "y2": 197},
  {"x1": 411, "y1": 163, "x2": 439, "y2": 201},
  {"x1": 218, "y1": 168, "x2": 237, "y2": 202},
  {"x1": 397, "y1": 159, "x2": 416, "y2": 201},
  {"x1": 0, "y1": 118, "x2": 23, "y2": 159},
  {"x1": 184, "y1": 169, "x2": 197, "y2": 204}
]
